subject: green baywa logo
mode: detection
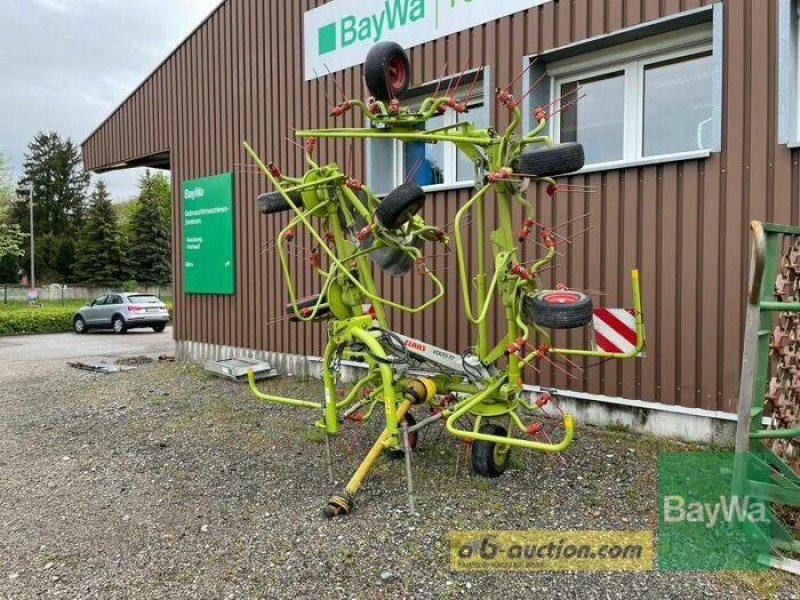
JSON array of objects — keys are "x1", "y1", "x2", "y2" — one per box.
[
  {"x1": 663, "y1": 495, "x2": 768, "y2": 529},
  {"x1": 318, "y1": 0, "x2": 426, "y2": 55}
]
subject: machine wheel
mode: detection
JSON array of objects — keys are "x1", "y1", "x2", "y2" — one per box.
[
  {"x1": 375, "y1": 182, "x2": 425, "y2": 229},
  {"x1": 527, "y1": 290, "x2": 593, "y2": 329},
  {"x1": 364, "y1": 41, "x2": 411, "y2": 102},
  {"x1": 152, "y1": 323, "x2": 167, "y2": 333},
  {"x1": 257, "y1": 190, "x2": 301, "y2": 215},
  {"x1": 73, "y1": 315, "x2": 87, "y2": 334},
  {"x1": 112, "y1": 315, "x2": 127, "y2": 334},
  {"x1": 471, "y1": 423, "x2": 511, "y2": 478},
  {"x1": 352, "y1": 214, "x2": 423, "y2": 277},
  {"x1": 286, "y1": 294, "x2": 330, "y2": 321},
  {"x1": 517, "y1": 142, "x2": 585, "y2": 178},
  {"x1": 388, "y1": 412, "x2": 418, "y2": 459}
]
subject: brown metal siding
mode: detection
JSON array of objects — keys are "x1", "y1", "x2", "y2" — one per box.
[{"x1": 81, "y1": 0, "x2": 800, "y2": 413}]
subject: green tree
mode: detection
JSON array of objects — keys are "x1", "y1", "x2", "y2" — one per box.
[
  {"x1": 128, "y1": 171, "x2": 172, "y2": 284},
  {"x1": 11, "y1": 133, "x2": 89, "y2": 282},
  {"x1": 14, "y1": 132, "x2": 89, "y2": 237},
  {"x1": 0, "y1": 152, "x2": 28, "y2": 272},
  {"x1": 74, "y1": 180, "x2": 127, "y2": 285}
]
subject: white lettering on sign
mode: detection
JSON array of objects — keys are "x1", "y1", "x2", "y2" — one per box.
[
  {"x1": 304, "y1": 0, "x2": 551, "y2": 80},
  {"x1": 184, "y1": 187, "x2": 205, "y2": 200}
]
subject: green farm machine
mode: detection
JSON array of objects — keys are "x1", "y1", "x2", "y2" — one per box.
[{"x1": 244, "y1": 42, "x2": 645, "y2": 517}]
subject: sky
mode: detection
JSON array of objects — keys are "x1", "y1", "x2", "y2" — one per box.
[{"x1": 0, "y1": 0, "x2": 221, "y2": 201}]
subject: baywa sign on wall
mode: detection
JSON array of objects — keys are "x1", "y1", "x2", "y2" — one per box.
[
  {"x1": 304, "y1": 0, "x2": 550, "y2": 80},
  {"x1": 182, "y1": 172, "x2": 235, "y2": 295}
]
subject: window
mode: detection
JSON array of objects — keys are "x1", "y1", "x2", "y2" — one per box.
[
  {"x1": 525, "y1": 6, "x2": 723, "y2": 171},
  {"x1": 548, "y1": 26, "x2": 714, "y2": 169},
  {"x1": 366, "y1": 69, "x2": 490, "y2": 195}
]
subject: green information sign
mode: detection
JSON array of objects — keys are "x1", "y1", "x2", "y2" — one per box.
[{"x1": 182, "y1": 172, "x2": 235, "y2": 294}]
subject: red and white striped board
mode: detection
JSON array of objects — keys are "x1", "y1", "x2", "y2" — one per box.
[{"x1": 592, "y1": 308, "x2": 642, "y2": 356}]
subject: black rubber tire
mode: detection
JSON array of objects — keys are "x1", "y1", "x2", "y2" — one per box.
[
  {"x1": 73, "y1": 315, "x2": 87, "y2": 334},
  {"x1": 525, "y1": 290, "x2": 594, "y2": 329},
  {"x1": 286, "y1": 294, "x2": 330, "y2": 321},
  {"x1": 471, "y1": 423, "x2": 511, "y2": 478},
  {"x1": 364, "y1": 41, "x2": 411, "y2": 102},
  {"x1": 517, "y1": 142, "x2": 585, "y2": 178},
  {"x1": 152, "y1": 323, "x2": 167, "y2": 333},
  {"x1": 112, "y1": 315, "x2": 127, "y2": 334},
  {"x1": 388, "y1": 412, "x2": 418, "y2": 460},
  {"x1": 375, "y1": 182, "x2": 425, "y2": 229},
  {"x1": 352, "y1": 214, "x2": 423, "y2": 277},
  {"x1": 257, "y1": 190, "x2": 301, "y2": 215}
]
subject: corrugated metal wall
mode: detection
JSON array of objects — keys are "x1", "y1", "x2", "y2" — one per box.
[{"x1": 82, "y1": 0, "x2": 800, "y2": 413}]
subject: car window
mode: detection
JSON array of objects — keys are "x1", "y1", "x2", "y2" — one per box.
[
  {"x1": 92, "y1": 295, "x2": 107, "y2": 306},
  {"x1": 104, "y1": 295, "x2": 119, "y2": 305},
  {"x1": 127, "y1": 295, "x2": 161, "y2": 304}
]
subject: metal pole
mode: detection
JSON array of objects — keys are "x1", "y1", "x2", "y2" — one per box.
[{"x1": 28, "y1": 185, "x2": 35, "y2": 289}]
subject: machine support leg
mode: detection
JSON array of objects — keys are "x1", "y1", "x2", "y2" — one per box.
[
  {"x1": 324, "y1": 433, "x2": 334, "y2": 484},
  {"x1": 401, "y1": 423, "x2": 416, "y2": 513}
]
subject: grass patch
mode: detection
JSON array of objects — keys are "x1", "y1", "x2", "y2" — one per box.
[{"x1": 714, "y1": 569, "x2": 798, "y2": 600}]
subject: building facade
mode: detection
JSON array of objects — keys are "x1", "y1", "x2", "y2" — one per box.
[{"x1": 82, "y1": 0, "x2": 800, "y2": 422}]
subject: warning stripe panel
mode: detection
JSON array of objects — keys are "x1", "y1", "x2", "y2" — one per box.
[{"x1": 593, "y1": 308, "x2": 638, "y2": 354}]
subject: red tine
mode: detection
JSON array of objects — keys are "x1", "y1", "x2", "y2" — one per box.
[
  {"x1": 553, "y1": 225, "x2": 592, "y2": 246},
  {"x1": 540, "y1": 84, "x2": 583, "y2": 111},
  {"x1": 548, "y1": 93, "x2": 587, "y2": 119},
  {"x1": 514, "y1": 70, "x2": 548, "y2": 107},
  {"x1": 432, "y1": 61, "x2": 449, "y2": 98},
  {"x1": 313, "y1": 68, "x2": 334, "y2": 107},
  {"x1": 532, "y1": 238, "x2": 565, "y2": 257},
  {"x1": 519, "y1": 356, "x2": 541, "y2": 375},
  {"x1": 553, "y1": 212, "x2": 590, "y2": 231},
  {"x1": 347, "y1": 141, "x2": 355, "y2": 176},
  {"x1": 324, "y1": 63, "x2": 348, "y2": 102},
  {"x1": 502, "y1": 58, "x2": 537, "y2": 93},
  {"x1": 450, "y1": 59, "x2": 471, "y2": 95},
  {"x1": 555, "y1": 352, "x2": 584, "y2": 373},
  {"x1": 405, "y1": 155, "x2": 424, "y2": 183},
  {"x1": 463, "y1": 65, "x2": 484, "y2": 106},
  {"x1": 285, "y1": 135, "x2": 305, "y2": 151},
  {"x1": 539, "y1": 351, "x2": 580, "y2": 381},
  {"x1": 541, "y1": 427, "x2": 568, "y2": 465}
]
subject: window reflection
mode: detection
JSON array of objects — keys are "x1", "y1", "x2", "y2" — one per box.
[
  {"x1": 643, "y1": 53, "x2": 713, "y2": 157},
  {"x1": 559, "y1": 72, "x2": 625, "y2": 165}
]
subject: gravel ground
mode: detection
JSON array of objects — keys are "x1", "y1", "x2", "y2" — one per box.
[{"x1": 0, "y1": 357, "x2": 797, "y2": 599}]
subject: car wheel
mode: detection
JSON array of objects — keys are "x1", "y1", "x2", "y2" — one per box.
[
  {"x1": 152, "y1": 323, "x2": 167, "y2": 333},
  {"x1": 73, "y1": 315, "x2": 87, "y2": 334},
  {"x1": 112, "y1": 316, "x2": 127, "y2": 334}
]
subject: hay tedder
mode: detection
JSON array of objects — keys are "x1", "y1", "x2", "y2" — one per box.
[{"x1": 243, "y1": 42, "x2": 645, "y2": 517}]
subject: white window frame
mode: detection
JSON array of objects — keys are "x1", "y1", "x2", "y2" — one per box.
[
  {"x1": 366, "y1": 68, "x2": 490, "y2": 195},
  {"x1": 547, "y1": 24, "x2": 714, "y2": 173}
]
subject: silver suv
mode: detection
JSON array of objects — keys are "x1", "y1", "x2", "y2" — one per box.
[{"x1": 73, "y1": 293, "x2": 170, "y2": 334}]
